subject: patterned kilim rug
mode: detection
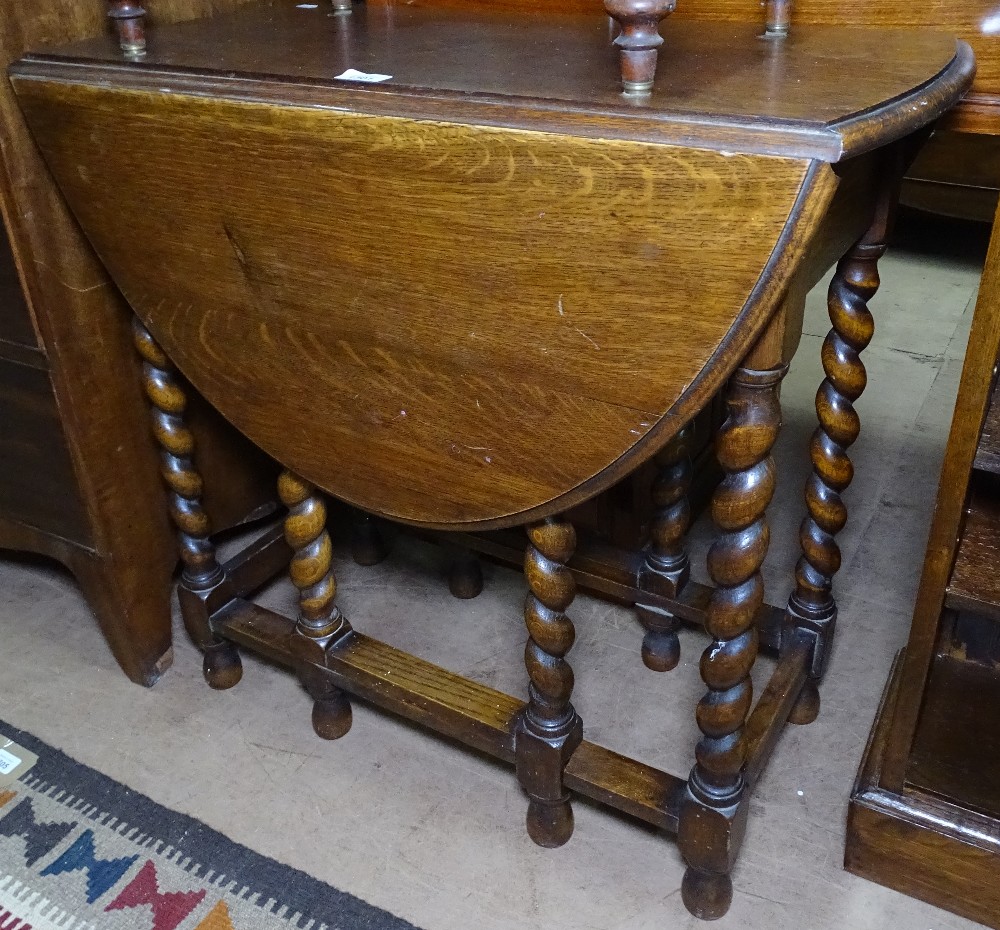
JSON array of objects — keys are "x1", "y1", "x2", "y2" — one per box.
[{"x1": 0, "y1": 719, "x2": 421, "y2": 930}]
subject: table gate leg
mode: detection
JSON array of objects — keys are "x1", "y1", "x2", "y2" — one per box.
[
  {"x1": 279, "y1": 470, "x2": 354, "y2": 739},
  {"x1": 637, "y1": 424, "x2": 693, "y2": 671},
  {"x1": 449, "y1": 550, "x2": 484, "y2": 599},
  {"x1": 784, "y1": 210, "x2": 889, "y2": 724},
  {"x1": 679, "y1": 347, "x2": 787, "y2": 919},
  {"x1": 516, "y1": 516, "x2": 583, "y2": 847},
  {"x1": 350, "y1": 510, "x2": 389, "y2": 566},
  {"x1": 132, "y1": 317, "x2": 241, "y2": 689}
]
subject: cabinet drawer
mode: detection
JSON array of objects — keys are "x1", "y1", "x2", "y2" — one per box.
[
  {"x1": 0, "y1": 221, "x2": 40, "y2": 350},
  {"x1": 0, "y1": 358, "x2": 91, "y2": 545}
]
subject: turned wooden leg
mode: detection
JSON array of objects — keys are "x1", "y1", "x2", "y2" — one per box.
[
  {"x1": 448, "y1": 550, "x2": 484, "y2": 599},
  {"x1": 516, "y1": 517, "x2": 583, "y2": 848},
  {"x1": 637, "y1": 425, "x2": 692, "y2": 671},
  {"x1": 107, "y1": 1, "x2": 147, "y2": 58},
  {"x1": 132, "y1": 318, "x2": 241, "y2": 690},
  {"x1": 764, "y1": 0, "x2": 791, "y2": 36},
  {"x1": 350, "y1": 510, "x2": 389, "y2": 566},
  {"x1": 279, "y1": 470, "x2": 354, "y2": 739},
  {"x1": 679, "y1": 347, "x2": 786, "y2": 920},
  {"x1": 604, "y1": 0, "x2": 676, "y2": 95},
  {"x1": 784, "y1": 224, "x2": 886, "y2": 718}
]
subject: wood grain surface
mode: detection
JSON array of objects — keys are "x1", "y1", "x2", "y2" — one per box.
[
  {"x1": 906, "y1": 655, "x2": 1000, "y2": 819},
  {"x1": 0, "y1": 0, "x2": 273, "y2": 684},
  {"x1": 973, "y1": 380, "x2": 1000, "y2": 472},
  {"x1": 880, "y1": 202, "x2": 1000, "y2": 789},
  {"x1": 13, "y1": 76, "x2": 830, "y2": 528},
  {"x1": 847, "y1": 655, "x2": 1000, "y2": 930},
  {"x1": 0, "y1": 357, "x2": 90, "y2": 542},
  {"x1": 396, "y1": 0, "x2": 1000, "y2": 104},
  {"x1": 945, "y1": 484, "x2": 1000, "y2": 621},
  {"x1": 13, "y1": 2, "x2": 971, "y2": 160}
]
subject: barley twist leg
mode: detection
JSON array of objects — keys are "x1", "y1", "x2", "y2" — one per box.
[
  {"x1": 637, "y1": 425, "x2": 693, "y2": 671},
  {"x1": 132, "y1": 317, "x2": 241, "y2": 689},
  {"x1": 516, "y1": 517, "x2": 583, "y2": 848},
  {"x1": 785, "y1": 231, "x2": 885, "y2": 724},
  {"x1": 279, "y1": 470, "x2": 354, "y2": 739},
  {"x1": 679, "y1": 362, "x2": 786, "y2": 920}
]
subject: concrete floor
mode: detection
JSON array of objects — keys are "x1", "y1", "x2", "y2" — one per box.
[{"x1": 0, "y1": 211, "x2": 991, "y2": 930}]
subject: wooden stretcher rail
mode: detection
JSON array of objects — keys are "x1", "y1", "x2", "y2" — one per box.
[
  {"x1": 745, "y1": 632, "x2": 811, "y2": 786},
  {"x1": 215, "y1": 589, "x2": 812, "y2": 834},
  {"x1": 228, "y1": 520, "x2": 788, "y2": 654},
  {"x1": 439, "y1": 528, "x2": 786, "y2": 655},
  {"x1": 221, "y1": 523, "x2": 291, "y2": 600},
  {"x1": 216, "y1": 596, "x2": 692, "y2": 830}
]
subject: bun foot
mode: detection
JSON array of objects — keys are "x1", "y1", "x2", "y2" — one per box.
[
  {"x1": 789, "y1": 679, "x2": 821, "y2": 725},
  {"x1": 526, "y1": 797, "x2": 574, "y2": 848},
  {"x1": 449, "y1": 554, "x2": 483, "y2": 599},
  {"x1": 312, "y1": 692, "x2": 353, "y2": 740},
  {"x1": 641, "y1": 628, "x2": 680, "y2": 672},
  {"x1": 681, "y1": 867, "x2": 732, "y2": 920},
  {"x1": 351, "y1": 512, "x2": 389, "y2": 566},
  {"x1": 203, "y1": 641, "x2": 242, "y2": 690}
]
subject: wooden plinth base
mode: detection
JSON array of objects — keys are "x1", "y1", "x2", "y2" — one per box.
[{"x1": 845, "y1": 651, "x2": 1000, "y2": 929}]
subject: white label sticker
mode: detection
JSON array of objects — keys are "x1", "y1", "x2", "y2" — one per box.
[
  {"x1": 0, "y1": 747, "x2": 21, "y2": 775},
  {"x1": 334, "y1": 68, "x2": 393, "y2": 84}
]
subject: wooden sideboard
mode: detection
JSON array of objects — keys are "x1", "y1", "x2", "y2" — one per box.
[
  {"x1": 0, "y1": 0, "x2": 276, "y2": 686},
  {"x1": 845, "y1": 204, "x2": 1000, "y2": 928}
]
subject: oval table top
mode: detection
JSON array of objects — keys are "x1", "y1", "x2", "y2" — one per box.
[{"x1": 9, "y1": 2, "x2": 974, "y2": 529}]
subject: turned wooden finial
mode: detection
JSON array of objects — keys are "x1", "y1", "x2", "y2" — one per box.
[
  {"x1": 764, "y1": 0, "x2": 792, "y2": 36},
  {"x1": 604, "y1": 0, "x2": 675, "y2": 96},
  {"x1": 107, "y1": 1, "x2": 147, "y2": 58}
]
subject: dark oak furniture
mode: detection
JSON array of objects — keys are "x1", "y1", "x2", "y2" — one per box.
[
  {"x1": 0, "y1": 0, "x2": 276, "y2": 686},
  {"x1": 669, "y1": 0, "x2": 1000, "y2": 219},
  {"x1": 10, "y1": 1, "x2": 971, "y2": 917},
  {"x1": 844, "y1": 199, "x2": 1000, "y2": 928}
]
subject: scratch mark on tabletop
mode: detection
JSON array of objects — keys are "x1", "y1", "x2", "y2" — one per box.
[
  {"x1": 32, "y1": 258, "x2": 108, "y2": 295},
  {"x1": 575, "y1": 328, "x2": 600, "y2": 349}
]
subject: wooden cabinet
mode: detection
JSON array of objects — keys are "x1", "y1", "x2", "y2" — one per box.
[
  {"x1": 845, "y1": 202, "x2": 1000, "y2": 929},
  {"x1": 0, "y1": 223, "x2": 92, "y2": 546},
  {"x1": 0, "y1": 0, "x2": 275, "y2": 686}
]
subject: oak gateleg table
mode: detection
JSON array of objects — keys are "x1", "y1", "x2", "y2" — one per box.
[{"x1": 9, "y1": 1, "x2": 973, "y2": 918}]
